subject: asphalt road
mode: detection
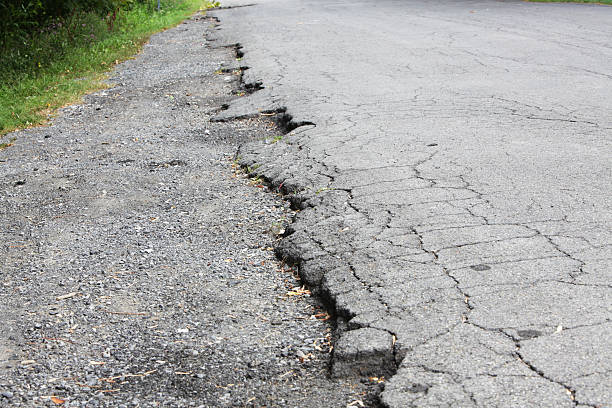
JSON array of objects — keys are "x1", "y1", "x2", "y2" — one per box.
[{"x1": 211, "y1": 1, "x2": 612, "y2": 407}]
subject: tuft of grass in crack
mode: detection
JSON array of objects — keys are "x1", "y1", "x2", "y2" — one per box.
[
  {"x1": 249, "y1": 175, "x2": 264, "y2": 186},
  {"x1": 270, "y1": 134, "x2": 284, "y2": 144},
  {"x1": 246, "y1": 164, "x2": 261, "y2": 174},
  {"x1": 0, "y1": 0, "x2": 217, "y2": 140}
]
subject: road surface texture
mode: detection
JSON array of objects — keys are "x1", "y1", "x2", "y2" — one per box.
[
  {"x1": 0, "y1": 13, "x2": 377, "y2": 407},
  {"x1": 210, "y1": 1, "x2": 612, "y2": 407}
]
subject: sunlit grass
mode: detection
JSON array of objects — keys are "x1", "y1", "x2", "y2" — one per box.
[{"x1": 0, "y1": 0, "x2": 216, "y2": 137}]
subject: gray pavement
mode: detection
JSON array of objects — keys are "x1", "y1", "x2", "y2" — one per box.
[{"x1": 211, "y1": 1, "x2": 612, "y2": 406}]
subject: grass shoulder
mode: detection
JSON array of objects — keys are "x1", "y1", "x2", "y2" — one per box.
[{"x1": 0, "y1": 0, "x2": 217, "y2": 141}]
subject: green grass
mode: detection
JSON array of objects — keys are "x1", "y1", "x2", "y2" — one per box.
[
  {"x1": 527, "y1": 0, "x2": 612, "y2": 4},
  {"x1": 0, "y1": 0, "x2": 217, "y2": 138}
]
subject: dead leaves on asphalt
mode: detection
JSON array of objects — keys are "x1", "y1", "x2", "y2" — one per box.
[{"x1": 311, "y1": 312, "x2": 331, "y2": 321}]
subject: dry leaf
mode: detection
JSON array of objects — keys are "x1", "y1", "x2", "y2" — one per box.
[
  {"x1": 286, "y1": 286, "x2": 311, "y2": 297},
  {"x1": 50, "y1": 396, "x2": 65, "y2": 405}
]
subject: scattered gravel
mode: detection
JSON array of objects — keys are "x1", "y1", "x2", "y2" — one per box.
[{"x1": 0, "y1": 13, "x2": 377, "y2": 407}]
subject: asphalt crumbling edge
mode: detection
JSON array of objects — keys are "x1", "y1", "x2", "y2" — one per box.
[
  {"x1": 207, "y1": 22, "x2": 400, "y2": 394},
  {"x1": 232, "y1": 128, "x2": 400, "y2": 383}
]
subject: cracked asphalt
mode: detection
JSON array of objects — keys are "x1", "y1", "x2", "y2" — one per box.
[{"x1": 210, "y1": 1, "x2": 612, "y2": 407}]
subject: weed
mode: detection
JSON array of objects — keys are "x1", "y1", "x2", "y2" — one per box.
[
  {"x1": 270, "y1": 134, "x2": 284, "y2": 144},
  {"x1": 250, "y1": 175, "x2": 264, "y2": 185},
  {"x1": 246, "y1": 164, "x2": 261, "y2": 173}
]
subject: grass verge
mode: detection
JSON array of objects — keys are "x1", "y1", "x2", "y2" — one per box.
[{"x1": 0, "y1": 0, "x2": 217, "y2": 141}]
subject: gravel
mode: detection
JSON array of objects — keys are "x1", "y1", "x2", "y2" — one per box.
[{"x1": 0, "y1": 13, "x2": 378, "y2": 407}]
